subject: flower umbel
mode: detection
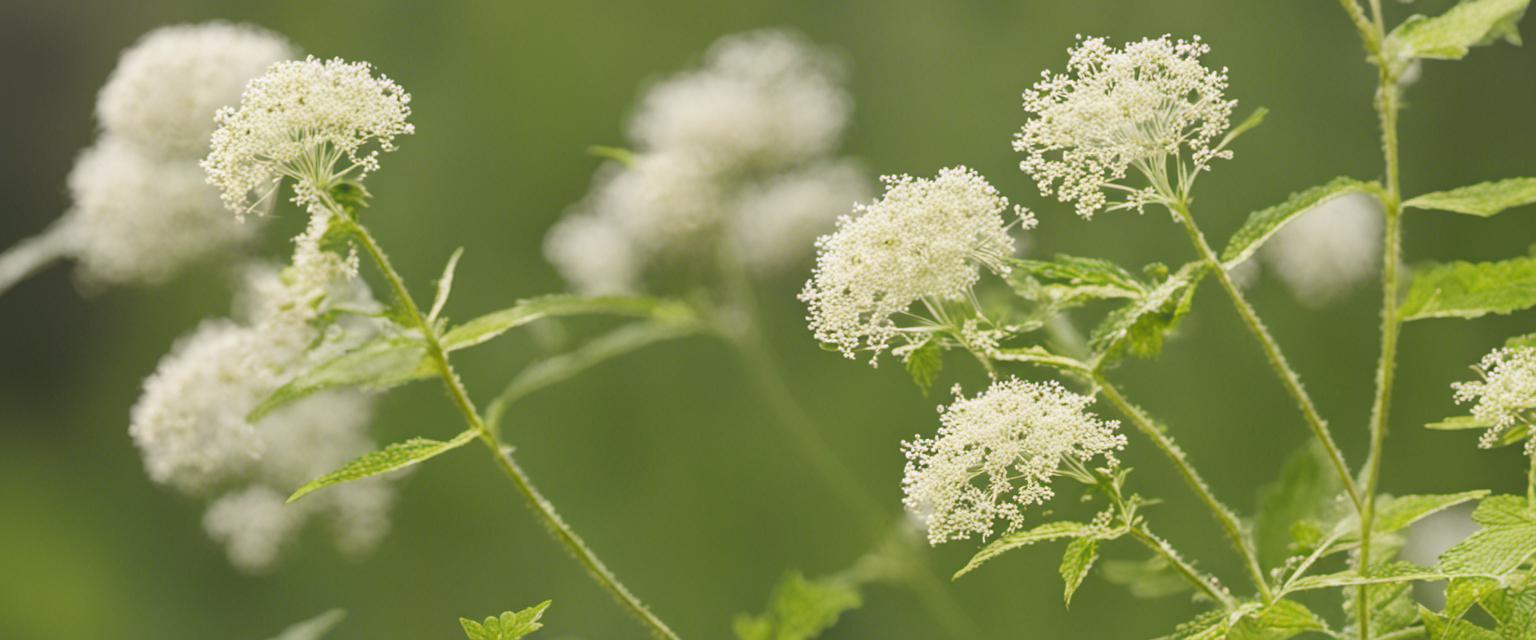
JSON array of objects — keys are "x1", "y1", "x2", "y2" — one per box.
[
  {"x1": 902, "y1": 378, "x2": 1126, "y2": 545},
  {"x1": 204, "y1": 56, "x2": 414, "y2": 216},
  {"x1": 1452, "y1": 346, "x2": 1536, "y2": 455},
  {"x1": 1015, "y1": 35, "x2": 1236, "y2": 218},
  {"x1": 799, "y1": 166, "x2": 1029, "y2": 364}
]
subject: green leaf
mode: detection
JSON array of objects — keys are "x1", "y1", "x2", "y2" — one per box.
[
  {"x1": 459, "y1": 600, "x2": 550, "y2": 640},
  {"x1": 429, "y1": 247, "x2": 465, "y2": 322},
  {"x1": 1407, "y1": 178, "x2": 1536, "y2": 217},
  {"x1": 1373, "y1": 491, "x2": 1491, "y2": 535},
  {"x1": 441, "y1": 295, "x2": 694, "y2": 352},
  {"x1": 1255, "y1": 443, "x2": 1344, "y2": 570},
  {"x1": 902, "y1": 339, "x2": 944, "y2": 396},
  {"x1": 1430, "y1": 416, "x2": 1496, "y2": 430},
  {"x1": 1386, "y1": 0, "x2": 1529, "y2": 62},
  {"x1": 1401, "y1": 253, "x2": 1536, "y2": 321},
  {"x1": 1059, "y1": 537, "x2": 1099, "y2": 606},
  {"x1": 1220, "y1": 177, "x2": 1381, "y2": 266},
  {"x1": 1421, "y1": 605, "x2": 1501, "y2": 640},
  {"x1": 250, "y1": 336, "x2": 438, "y2": 422},
  {"x1": 1496, "y1": 586, "x2": 1536, "y2": 639},
  {"x1": 1286, "y1": 566, "x2": 1448, "y2": 592},
  {"x1": 288, "y1": 430, "x2": 477, "y2": 503},
  {"x1": 1008, "y1": 255, "x2": 1148, "y2": 309},
  {"x1": 1165, "y1": 606, "x2": 1258, "y2": 640},
  {"x1": 266, "y1": 609, "x2": 346, "y2": 640},
  {"x1": 587, "y1": 145, "x2": 636, "y2": 167},
  {"x1": 1446, "y1": 577, "x2": 1503, "y2": 618},
  {"x1": 1101, "y1": 555, "x2": 1193, "y2": 599},
  {"x1": 1228, "y1": 600, "x2": 1327, "y2": 640},
  {"x1": 1440, "y1": 495, "x2": 1536, "y2": 576},
  {"x1": 1090, "y1": 262, "x2": 1206, "y2": 363},
  {"x1": 954, "y1": 521, "x2": 1098, "y2": 579},
  {"x1": 1219, "y1": 106, "x2": 1270, "y2": 149},
  {"x1": 1342, "y1": 562, "x2": 1424, "y2": 637},
  {"x1": 732, "y1": 572, "x2": 862, "y2": 640}
]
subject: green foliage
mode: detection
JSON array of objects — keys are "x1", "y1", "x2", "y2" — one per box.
[
  {"x1": 953, "y1": 521, "x2": 1100, "y2": 579},
  {"x1": 265, "y1": 609, "x2": 346, "y2": 640},
  {"x1": 732, "y1": 572, "x2": 862, "y2": 640},
  {"x1": 1008, "y1": 255, "x2": 1148, "y2": 310},
  {"x1": 901, "y1": 339, "x2": 944, "y2": 396},
  {"x1": 1227, "y1": 601, "x2": 1327, "y2": 640},
  {"x1": 1421, "y1": 606, "x2": 1502, "y2": 640},
  {"x1": 1439, "y1": 495, "x2": 1536, "y2": 576},
  {"x1": 1446, "y1": 576, "x2": 1503, "y2": 618},
  {"x1": 1089, "y1": 262, "x2": 1206, "y2": 363},
  {"x1": 1254, "y1": 443, "x2": 1343, "y2": 570},
  {"x1": 441, "y1": 294, "x2": 695, "y2": 352},
  {"x1": 250, "y1": 336, "x2": 438, "y2": 421},
  {"x1": 1421, "y1": 585, "x2": 1536, "y2": 639},
  {"x1": 1058, "y1": 537, "x2": 1099, "y2": 606},
  {"x1": 1430, "y1": 416, "x2": 1496, "y2": 431},
  {"x1": 1386, "y1": 0, "x2": 1529, "y2": 62},
  {"x1": 1370, "y1": 491, "x2": 1490, "y2": 536},
  {"x1": 1406, "y1": 178, "x2": 1536, "y2": 217},
  {"x1": 459, "y1": 600, "x2": 550, "y2": 640},
  {"x1": 1219, "y1": 177, "x2": 1381, "y2": 266},
  {"x1": 1400, "y1": 252, "x2": 1536, "y2": 321},
  {"x1": 429, "y1": 247, "x2": 465, "y2": 322},
  {"x1": 288, "y1": 430, "x2": 478, "y2": 503},
  {"x1": 1343, "y1": 561, "x2": 1423, "y2": 638},
  {"x1": 1508, "y1": 333, "x2": 1536, "y2": 349},
  {"x1": 1100, "y1": 555, "x2": 1192, "y2": 599}
]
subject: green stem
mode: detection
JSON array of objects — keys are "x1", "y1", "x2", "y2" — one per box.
[
  {"x1": 346, "y1": 217, "x2": 680, "y2": 640},
  {"x1": 1171, "y1": 202, "x2": 1364, "y2": 512},
  {"x1": 0, "y1": 220, "x2": 72, "y2": 297},
  {"x1": 1129, "y1": 525, "x2": 1236, "y2": 610}
]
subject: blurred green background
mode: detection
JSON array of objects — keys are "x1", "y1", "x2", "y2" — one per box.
[{"x1": 2, "y1": 1, "x2": 1534, "y2": 637}]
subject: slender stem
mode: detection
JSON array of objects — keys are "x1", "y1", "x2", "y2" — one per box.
[
  {"x1": 346, "y1": 217, "x2": 680, "y2": 640},
  {"x1": 1170, "y1": 202, "x2": 1364, "y2": 511},
  {"x1": 1376, "y1": 627, "x2": 1425, "y2": 640},
  {"x1": 0, "y1": 220, "x2": 72, "y2": 297},
  {"x1": 1130, "y1": 525, "x2": 1235, "y2": 610}
]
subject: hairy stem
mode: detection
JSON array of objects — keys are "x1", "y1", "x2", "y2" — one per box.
[
  {"x1": 346, "y1": 216, "x2": 680, "y2": 640},
  {"x1": 0, "y1": 221, "x2": 72, "y2": 297},
  {"x1": 1171, "y1": 202, "x2": 1363, "y2": 511},
  {"x1": 1131, "y1": 525, "x2": 1235, "y2": 610}
]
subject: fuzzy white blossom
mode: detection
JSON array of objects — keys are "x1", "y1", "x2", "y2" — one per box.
[
  {"x1": 902, "y1": 378, "x2": 1126, "y2": 545},
  {"x1": 1453, "y1": 346, "x2": 1536, "y2": 454},
  {"x1": 1015, "y1": 35, "x2": 1236, "y2": 218},
  {"x1": 62, "y1": 136, "x2": 258, "y2": 285},
  {"x1": 799, "y1": 166, "x2": 1028, "y2": 364},
  {"x1": 546, "y1": 29, "x2": 866, "y2": 293},
  {"x1": 204, "y1": 56, "x2": 414, "y2": 216},
  {"x1": 629, "y1": 29, "x2": 849, "y2": 168},
  {"x1": 1262, "y1": 193, "x2": 1382, "y2": 306},
  {"x1": 96, "y1": 22, "x2": 295, "y2": 158}
]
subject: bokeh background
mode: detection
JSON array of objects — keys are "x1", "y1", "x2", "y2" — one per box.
[{"x1": 3, "y1": 1, "x2": 1535, "y2": 638}]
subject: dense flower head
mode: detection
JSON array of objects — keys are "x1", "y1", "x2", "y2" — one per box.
[
  {"x1": 96, "y1": 22, "x2": 295, "y2": 158},
  {"x1": 799, "y1": 166, "x2": 1029, "y2": 364},
  {"x1": 543, "y1": 212, "x2": 642, "y2": 296},
  {"x1": 1261, "y1": 193, "x2": 1382, "y2": 306},
  {"x1": 902, "y1": 378, "x2": 1126, "y2": 545},
  {"x1": 1453, "y1": 346, "x2": 1536, "y2": 454},
  {"x1": 63, "y1": 136, "x2": 258, "y2": 285},
  {"x1": 204, "y1": 56, "x2": 414, "y2": 216},
  {"x1": 730, "y1": 160, "x2": 870, "y2": 273},
  {"x1": 1015, "y1": 35, "x2": 1236, "y2": 218}
]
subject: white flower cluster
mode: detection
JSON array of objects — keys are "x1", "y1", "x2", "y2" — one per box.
[
  {"x1": 130, "y1": 232, "x2": 392, "y2": 571},
  {"x1": 902, "y1": 378, "x2": 1126, "y2": 545},
  {"x1": 1453, "y1": 346, "x2": 1536, "y2": 455},
  {"x1": 204, "y1": 56, "x2": 414, "y2": 216},
  {"x1": 799, "y1": 166, "x2": 1028, "y2": 364},
  {"x1": 545, "y1": 30, "x2": 869, "y2": 294},
  {"x1": 1260, "y1": 193, "x2": 1382, "y2": 306},
  {"x1": 57, "y1": 23, "x2": 293, "y2": 285},
  {"x1": 1015, "y1": 35, "x2": 1235, "y2": 218}
]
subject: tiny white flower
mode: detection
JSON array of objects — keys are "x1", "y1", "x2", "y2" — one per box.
[
  {"x1": 1015, "y1": 35, "x2": 1236, "y2": 218},
  {"x1": 1453, "y1": 346, "x2": 1536, "y2": 454},
  {"x1": 730, "y1": 160, "x2": 872, "y2": 273},
  {"x1": 96, "y1": 22, "x2": 295, "y2": 159},
  {"x1": 62, "y1": 136, "x2": 258, "y2": 285},
  {"x1": 799, "y1": 166, "x2": 1027, "y2": 364},
  {"x1": 204, "y1": 56, "x2": 414, "y2": 216},
  {"x1": 1261, "y1": 193, "x2": 1382, "y2": 306},
  {"x1": 901, "y1": 378, "x2": 1126, "y2": 545}
]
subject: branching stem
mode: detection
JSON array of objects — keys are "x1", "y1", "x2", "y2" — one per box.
[{"x1": 0, "y1": 220, "x2": 72, "y2": 297}]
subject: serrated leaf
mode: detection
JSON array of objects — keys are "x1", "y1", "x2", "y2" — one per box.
[
  {"x1": 1440, "y1": 495, "x2": 1536, "y2": 576},
  {"x1": 1447, "y1": 577, "x2": 1503, "y2": 618},
  {"x1": 251, "y1": 336, "x2": 438, "y2": 422},
  {"x1": 1286, "y1": 567, "x2": 1447, "y2": 592},
  {"x1": 1228, "y1": 600, "x2": 1326, "y2": 640},
  {"x1": 1090, "y1": 262, "x2": 1206, "y2": 363},
  {"x1": 1401, "y1": 253, "x2": 1536, "y2": 321},
  {"x1": 732, "y1": 572, "x2": 861, "y2": 640},
  {"x1": 429, "y1": 247, "x2": 465, "y2": 322},
  {"x1": 1407, "y1": 178, "x2": 1536, "y2": 217},
  {"x1": 954, "y1": 521, "x2": 1098, "y2": 579},
  {"x1": 289, "y1": 430, "x2": 477, "y2": 503},
  {"x1": 1221, "y1": 177, "x2": 1381, "y2": 266},
  {"x1": 1496, "y1": 587, "x2": 1536, "y2": 639},
  {"x1": 460, "y1": 600, "x2": 550, "y2": 640},
  {"x1": 1101, "y1": 555, "x2": 1193, "y2": 599},
  {"x1": 1255, "y1": 443, "x2": 1343, "y2": 570},
  {"x1": 1164, "y1": 606, "x2": 1257, "y2": 640},
  {"x1": 441, "y1": 295, "x2": 694, "y2": 352},
  {"x1": 1342, "y1": 561, "x2": 1423, "y2": 637},
  {"x1": 1059, "y1": 537, "x2": 1099, "y2": 606},
  {"x1": 1373, "y1": 491, "x2": 1491, "y2": 535},
  {"x1": 1387, "y1": 0, "x2": 1529, "y2": 61},
  {"x1": 902, "y1": 339, "x2": 944, "y2": 396},
  {"x1": 267, "y1": 609, "x2": 346, "y2": 640},
  {"x1": 1422, "y1": 605, "x2": 1502, "y2": 640},
  {"x1": 1008, "y1": 255, "x2": 1148, "y2": 310}
]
